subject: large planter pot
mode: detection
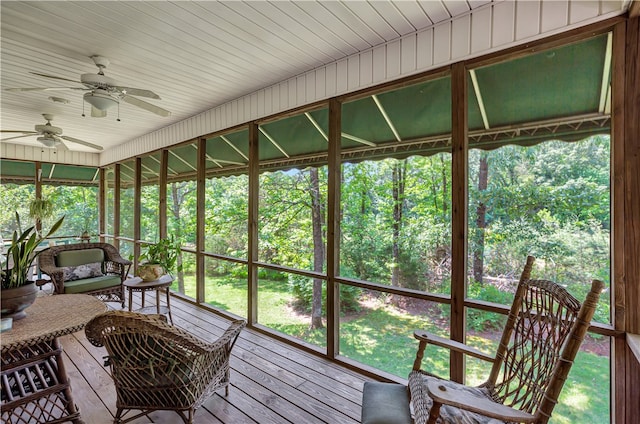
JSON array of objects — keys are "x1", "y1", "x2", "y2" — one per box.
[
  {"x1": 1, "y1": 282, "x2": 38, "y2": 320},
  {"x1": 136, "y1": 264, "x2": 165, "y2": 282}
]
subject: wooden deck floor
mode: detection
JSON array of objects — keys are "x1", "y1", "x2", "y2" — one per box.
[{"x1": 59, "y1": 294, "x2": 373, "y2": 423}]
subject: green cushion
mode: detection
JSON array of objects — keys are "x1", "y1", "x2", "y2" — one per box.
[
  {"x1": 63, "y1": 275, "x2": 121, "y2": 294},
  {"x1": 361, "y1": 382, "x2": 412, "y2": 424},
  {"x1": 56, "y1": 248, "x2": 105, "y2": 267}
]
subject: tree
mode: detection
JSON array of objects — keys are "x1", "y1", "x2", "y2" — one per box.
[{"x1": 309, "y1": 167, "x2": 325, "y2": 329}]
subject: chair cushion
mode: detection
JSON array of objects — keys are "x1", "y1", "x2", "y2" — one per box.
[
  {"x1": 56, "y1": 248, "x2": 105, "y2": 267},
  {"x1": 408, "y1": 371, "x2": 505, "y2": 424},
  {"x1": 63, "y1": 275, "x2": 121, "y2": 294},
  {"x1": 63, "y1": 262, "x2": 103, "y2": 281},
  {"x1": 361, "y1": 382, "x2": 412, "y2": 424}
]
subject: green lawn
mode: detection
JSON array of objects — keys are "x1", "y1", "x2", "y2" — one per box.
[{"x1": 172, "y1": 274, "x2": 610, "y2": 423}]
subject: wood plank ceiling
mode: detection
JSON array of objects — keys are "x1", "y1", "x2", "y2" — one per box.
[{"x1": 1, "y1": 1, "x2": 491, "y2": 154}]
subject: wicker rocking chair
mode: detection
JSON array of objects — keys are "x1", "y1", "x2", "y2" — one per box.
[
  {"x1": 85, "y1": 311, "x2": 246, "y2": 424},
  {"x1": 408, "y1": 256, "x2": 604, "y2": 424}
]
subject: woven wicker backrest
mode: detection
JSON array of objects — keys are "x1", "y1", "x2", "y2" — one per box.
[
  {"x1": 85, "y1": 311, "x2": 246, "y2": 412},
  {"x1": 488, "y1": 278, "x2": 604, "y2": 422}
]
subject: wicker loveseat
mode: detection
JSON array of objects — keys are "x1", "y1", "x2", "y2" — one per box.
[{"x1": 37, "y1": 242, "x2": 131, "y2": 307}]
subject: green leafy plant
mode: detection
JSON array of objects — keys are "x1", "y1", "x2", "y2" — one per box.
[
  {"x1": 28, "y1": 197, "x2": 54, "y2": 222},
  {"x1": 1, "y1": 212, "x2": 64, "y2": 289},
  {"x1": 138, "y1": 235, "x2": 181, "y2": 276}
]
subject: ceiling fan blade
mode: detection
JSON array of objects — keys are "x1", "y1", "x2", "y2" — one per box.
[
  {"x1": 61, "y1": 135, "x2": 103, "y2": 151},
  {"x1": 1, "y1": 133, "x2": 37, "y2": 142},
  {"x1": 91, "y1": 106, "x2": 108, "y2": 118},
  {"x1": 116, "y1": 86, "x2": 161, "y2": 99},
  {"x1": 6, "y1": 87, "x2": 84, "y2": 92},
  {"x1": 30, "y1": 72, "x2": 82, "y2": 84},
  {"x1": 1, "y1": 130, "x2": 37, "y2": 134},
  {"x1": 122, "y1": 95, "x2": 171, "y2": 117}
]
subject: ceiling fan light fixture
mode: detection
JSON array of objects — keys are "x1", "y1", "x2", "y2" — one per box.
[
  {"x1": 37, "y1": 136, "x2": 57, "y2": 148},
  {"x1": 83, "y1": 91, "x2": 118, "y2": 111}
]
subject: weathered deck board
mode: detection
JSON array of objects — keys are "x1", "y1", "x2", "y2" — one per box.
[{"x1": 59, "y1": 293, "x2": 373, "y2": 423}]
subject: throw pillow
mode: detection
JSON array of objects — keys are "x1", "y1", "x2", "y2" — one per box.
[{"x1": 63, "y1": 262, "x2": 104, "y2": 281}]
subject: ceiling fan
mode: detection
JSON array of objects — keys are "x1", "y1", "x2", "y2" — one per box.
[
  {"x1": 6, "y1": 55, "x2": 171, "y2": 118},
  {"x1": 0, "y1": 114, "x2": 103, "y2": 151}
]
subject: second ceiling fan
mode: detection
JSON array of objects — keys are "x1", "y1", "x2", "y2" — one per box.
[{"x1": 7, "y1": 55, "x2": 171, "y2": 118}]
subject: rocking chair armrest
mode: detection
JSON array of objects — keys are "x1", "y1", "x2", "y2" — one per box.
[
  {"x1": 426, "y1": 378, "x2": 536, "y2": 423},
  {"x1": 414, "y1": 330, "x2": 494, "y2": 362}
]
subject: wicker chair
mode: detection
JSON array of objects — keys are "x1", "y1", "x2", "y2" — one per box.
[
  {"x1": 85, "y1": 311, "x2": 246, "y2": 424},
  {"x1": 37, "y1": 242, "x2": 131, "y2": 307},
  {"x1": 408, "y1": 256, "x2": 605, "y2": 424}
]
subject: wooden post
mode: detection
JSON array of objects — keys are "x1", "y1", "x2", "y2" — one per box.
[
  {"x1": 450, "y1": 62, "x2": 468, "y2": 383},
  {"x1": 196, "y1": 138, "x2": 206, "y2": 304},
  {"x1": 327, "y1": 98, "x2": 341, "y2": 358},
  {"x1": 248, "y1": 123, "x2": 259, "y2": 325}
]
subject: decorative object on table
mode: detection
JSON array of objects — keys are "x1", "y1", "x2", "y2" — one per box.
[
  {"x1": 79, "y1": 230, "x2": 91, "y2": 243},
  {"x1": 136, "y1": 235, "x2": 181, "y2": 282},
  {"x1": 85, "y1": 311, "x2": 246, "y2": 424},
  {"x1": 407, "y1": 256, "x2": 605, "y2": 424},
  {"x1": 36, "y1": 242, "x2": 132, "y2": 308},
  {"x1": 1, "y1": 212, "x2": 64, "y2": 320}
]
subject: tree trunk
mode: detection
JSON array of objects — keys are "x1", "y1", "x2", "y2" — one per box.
[
  {"x1": 170, "y1": 183, "x2": 185, "y2": 294},
  {"x1": 391, "y1": 161, "x2": 407, "y2": 290},
  {"x1": 473, "y1": 154, "x2": 488, "y2": 284},
  {"x1": 309, "y1": 168, "x2": 325, "y2": 329}
]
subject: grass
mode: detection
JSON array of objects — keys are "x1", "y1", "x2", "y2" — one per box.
[{"x1": 172, "y1": 274, "x2": 610, "y2": 423}]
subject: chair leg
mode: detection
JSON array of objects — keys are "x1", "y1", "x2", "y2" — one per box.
[{"x1": 427, "y1": 402, "x2": 442, "y2": 424}]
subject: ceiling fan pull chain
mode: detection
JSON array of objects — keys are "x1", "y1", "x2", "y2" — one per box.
[{"x1": 117, "y1": 102, "x2": 121, "y2": 122}]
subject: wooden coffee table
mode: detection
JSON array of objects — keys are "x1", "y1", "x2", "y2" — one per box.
[{"x1": 124, "y1": 274, "x2": 174, "y2": 324}]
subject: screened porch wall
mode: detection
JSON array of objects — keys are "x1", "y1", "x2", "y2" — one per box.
[{"x1": 98, "y1": 0, "x2": 624, "y2": 166}]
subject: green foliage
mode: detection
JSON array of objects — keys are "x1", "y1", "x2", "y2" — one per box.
[
  {"x1": 139, "y1": 235, "x2": 182, "y2": 276},
  {"x1": 466, "y1": 283, "x2": 514, "y2": 331},
  {"x1": 289, "y1": 273, "x2": 362, "y2": 314},
  {"x1": 28, "y1": 197, "x2": 54, "y2": 223},
  {"x1": 1, "y1": 213, "x2": 64, "y2": 289}
]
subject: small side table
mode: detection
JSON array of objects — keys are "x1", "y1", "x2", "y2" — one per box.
[{"x1": 124, "y1": 274, "x2": 174, "y2": 324}]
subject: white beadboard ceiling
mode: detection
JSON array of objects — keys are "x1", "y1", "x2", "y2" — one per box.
[{"x1": 0, "y1": 0, "x2": 629, "y2": 162}]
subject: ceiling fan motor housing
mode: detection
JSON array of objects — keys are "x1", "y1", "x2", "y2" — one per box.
[{"x1": 35, "y1": 124, "x2": 63, "y2": 135}]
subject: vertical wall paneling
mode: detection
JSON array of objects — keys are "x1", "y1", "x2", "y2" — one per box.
[
  {"x1": 515, "y1": 1, "x2": 541, "y2": 41},
  {"x1": 297, "y1": 75, "x2": 306, "y2": 106},
  {"x1": 433, "y1": 21, "x2": 452, "y2": 64},
  {"x1": 541, "y1": 0, "x2": 570, "y2": 32},
  {"x1": 316, "y1": 67, "x2": 326, "y2": 101},
  {"x1": 0, "y1": 143, "x2": 99, "y2": 166},
  {"x1": 250, "y1": 92, "x2": 258, "y2": 119},
  {"x1": 279, "y1": 82, "x2": 288, "y2": 110},
  {"x1": 288, "y1": 78, "x2": 297, "y2": 108},
  {"x1": 306, "y1": 72, "x2": 316, "y2": 103},
  {"x1": 347, "y1": 56, "x2": 360, "y2": 91},
  {"x1": 401, "y1": 34, "x2": 417, "y2": 74},
  {"x1": 417, "y1": 28, "x2": 434, "y2": 70},
  {"x1": 372, "y1": 45, "x2": 387, "y2": 83},
  {"x1": 451, "y1": 15, "x2": 471, "y2": 59},
  {"x1": 336, "y1": 59, "x2": 348, "y2": 94},
  {"x1": 359, "y1": 50, "x2": 373, "y2": 87},
  {"x1": 257, "y1": 89, "x2": 265, "y2": 117},
  {"x1": 325, "y1": 63, "x2": 337, "y2": 97},
  {"x1": 471, "y1": 7, "x2": 492, "y2": 54},
  {"x1": 602, "y1": 0, "x2": 624, "y2": 15},
  {"x1": 386, "y1": 39, "x2": 402, "y2": 78},
  {"x1": 493, "y1": 1, "x2": 516, "y2": 46}
]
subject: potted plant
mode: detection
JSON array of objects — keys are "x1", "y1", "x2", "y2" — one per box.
[
  {"x1": 136, "y1": 235, "x2": 180, "y2": 282},
  {"x1": 1, "y1": 213, "x2": 64, "y2": 320},
  {"x1": 29, "y1": 196, "x2": 54, "y2": 235}
]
